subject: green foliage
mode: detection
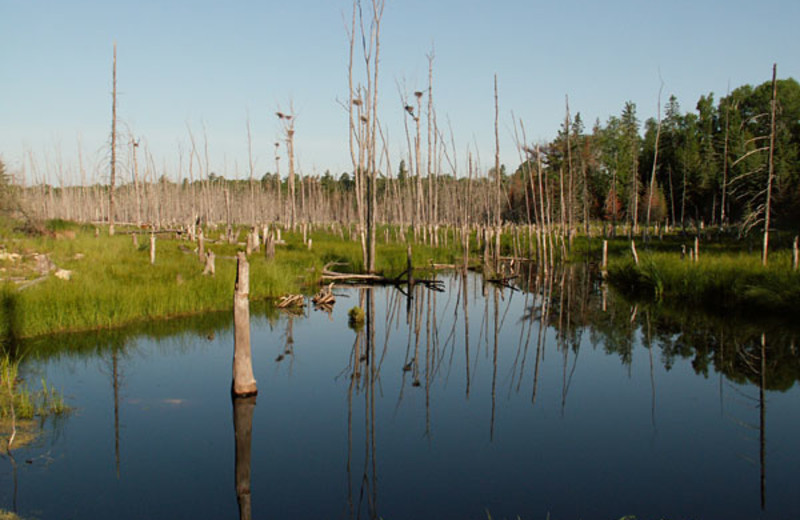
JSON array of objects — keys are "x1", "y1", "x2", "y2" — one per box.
[
  {"x1": 348, "y1": 306, "x2": 365, "y2": 331},
  {"x1": 501, "y1": 74, "x2": 800, "y2": 231},
  {"x1": 45, "y1": 218, "x2": 80, "y2": 232}
]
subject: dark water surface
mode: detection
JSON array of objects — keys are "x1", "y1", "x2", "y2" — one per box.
[{"x1": 2, "y1": 268, "x2": 799, "y2": 520}]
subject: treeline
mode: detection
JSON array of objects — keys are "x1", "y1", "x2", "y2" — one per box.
[
  {"x1": 5, "y1": 76, "x2": 798, "y2": 237},
  {"x1": 507, "y1": 75, "x2": 800, "y2": 232}
]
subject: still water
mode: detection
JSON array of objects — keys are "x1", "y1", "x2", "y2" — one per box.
[{"x1": 2, "y1": 268, "x2": 799, "y2": 519}]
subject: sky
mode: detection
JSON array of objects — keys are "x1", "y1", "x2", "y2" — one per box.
[{"x1": 2, "y1": 0, "x2": 799, "y2": 185}]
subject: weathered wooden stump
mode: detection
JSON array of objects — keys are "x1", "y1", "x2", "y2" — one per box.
[
  {"x1": 149, "y1": 233, "x2": 156, "y2": 265},
  {"x1": 264, "y1": 233, "x2": 275, "y2": 261},
  {"x1": 232, "y1": 252, "x2": 257, "y2": 396},
  {"x1": 198, "y1": 230, "x2": 206, "y2": 263},
  {"x1": 203, "y1": 250, "x2": 216, "y2": 276}
]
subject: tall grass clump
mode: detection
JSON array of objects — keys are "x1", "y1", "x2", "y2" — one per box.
[
  {"x1": 609, "y1": 249, "x2": 800, "y2": 316},
  {"x1": 1, "y1": 355, "x2": 70, "y2": 420}
]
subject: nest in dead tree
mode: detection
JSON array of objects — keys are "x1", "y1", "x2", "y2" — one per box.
[{"x1": 276, "y1": 294, "x2": 304, "y2": 308}]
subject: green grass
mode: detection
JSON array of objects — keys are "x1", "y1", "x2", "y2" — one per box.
[
  {"x1": 0, "y1": 221, "x2": 473, "y2": 338},
  {"x1": 0, "y1": 226, "x2": 309, "y2": 338},
  {"x1": 1, "y1": 355, "x2": 70, "y2": 420},
  {"x1": 3, "y1": 218, "x2": 797, "y2": 336},
  {"x1": 608, "y1": 248, "x2": 800, "y2": 317}
]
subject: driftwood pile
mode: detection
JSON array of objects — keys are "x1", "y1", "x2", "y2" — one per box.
[
  {"x1": 312, "y1": 283, "x2": 336, "y2": 304},
  {"x1": 311, "y1": 283, "x2": 336, "y2": 314},
  {"x1": 276, "y1": 294, "x2": 304, "y2": 308}
]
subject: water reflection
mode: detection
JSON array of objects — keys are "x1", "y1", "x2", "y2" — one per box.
[
  {"x1": 345, "y1": 288, "x2": 378, "y2": 519},
  {"x1": 3, "y1": 263, "x2": 800, "y2": 519},
  {"x1": 232, "y1": 395, "x2": 256, "y2": 520},
  {"x1": 334, "y1": 263, "x2": 799, "y2": 517}
]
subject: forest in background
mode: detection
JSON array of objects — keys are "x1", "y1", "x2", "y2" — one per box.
[{"x1": 2, "y1": 75, "x2": 798, "y2": 239}]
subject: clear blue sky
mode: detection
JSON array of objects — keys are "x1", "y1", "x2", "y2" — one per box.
[{"x1": 2, "y1": 0, "x2": 798, "y2": 185}]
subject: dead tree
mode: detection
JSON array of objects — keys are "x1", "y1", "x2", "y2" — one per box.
[
  {"x1": 232, "y1": 252, "x2": 257, "y2": 396},
  {"x1": 646, "y1": 79, "x2": 664, "y2": 233},
  {"x1": 276, "y1": 108, "x2": 297, "y2": 230},
  {"x1": 763, "y1": 64, "x2": 777, "y2": 267},
  {"x1": 109, "y1": 42, "x2": 118, "y2": 236}
]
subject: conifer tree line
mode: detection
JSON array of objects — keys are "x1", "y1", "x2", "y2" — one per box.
[{"x1": 4, "y1": 73, "x2": 799, "y2": 240}]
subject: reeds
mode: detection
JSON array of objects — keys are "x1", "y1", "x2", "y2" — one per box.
[
  {"x1": 609, "y1": 249, "x2": 800, "y2": 316},
  {"x1": 1, "y1": 355, "x2": 69, "y2": 419}
]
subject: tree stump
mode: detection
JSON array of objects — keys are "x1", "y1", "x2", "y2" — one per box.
[
  {"x1": 264, "y1": 233, "x2": 275, "y2": 261},
  {"x1": 203, "y1": 250, "x2": 216, "y2": 276},
  {"x1": 198, "y1": 230, "x2": 206, "y2": 263},
  {"x1": 232, "y1": 252, "x2": 257, "y2": 396}
]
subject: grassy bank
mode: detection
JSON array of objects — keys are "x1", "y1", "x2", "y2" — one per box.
[
  {"x1": 3, "y1": 217, "x2": 797, "y2": 337},
  {"x1": 0, "y1": 220, "x2": 463, "y2": 338},
  {"x1": 608, "y1": 247, "x2": 800, "y2": 317}
]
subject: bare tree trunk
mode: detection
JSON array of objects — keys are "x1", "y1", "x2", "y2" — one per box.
[
  {"x1": 565, "y1": 96, "x2": 574, "y2": 241},
  {"x1": 493, "y1": 75, "x2": 501, "y2": 270},
  {"x1": 646, "y1": 80, "x2": 664, "y2": 233},
  {"x1": 232, "y1": 252, "x2": 257, "y2": 396},
  {"x1": 426, "y1": 51, "x2": 435, "y2": 229},
  {"x1": 109, "y1": 42, "x2": 117, "y2": 236},
  {"x1": 414, "y1": 91, "x2": 424, "y2": 234},
  {"x1": 277, "y1": 109, "x2": 297, "y2": 230},
  {"x1": 721, "y1": 83, "x2": 731, "y2": 228},
  {"x1": 366, "y1": 0, "x2": 384, "y2": 272},
  {"x1": 494, "y1": 75, "x2": 501, "y2": 231},
  {"x1": 131, "y1": 137, "x2": 142, "y2": 226},
  {"x1": 763, "y1": 63, "x2": 777, "y2": 267},
  {"x1": 274, "y1": 141, "x2": 282, "y2": 223},
  {"x1": 246, "y1": 114, "x2": 256, "y2": 226}
]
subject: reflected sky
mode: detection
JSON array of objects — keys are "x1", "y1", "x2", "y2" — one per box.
[{"x1": 2, "y1": 269, "x2": 799, "y2": 520}]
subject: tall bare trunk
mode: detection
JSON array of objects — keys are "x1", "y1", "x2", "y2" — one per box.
[
  {"x1": 646, "y1": 80, "x2": 663, "y2": 232},
  {"x1": 109, "y1": 42, "x2": 117, "y2": 236},
  {"x1": 763, "y1": 64, "x2": 777, "y2": 267}
]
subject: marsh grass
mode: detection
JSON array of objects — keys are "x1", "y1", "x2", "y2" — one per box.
[
  {"x1": 0, "y1": 221, "x2": 469, "y2": 338},
  {"x1": 0, "y1": 227, "x2": 309, "y2": 337},
  {"x1": 1, "y1": 355, "x2": 70, "y2": 421},
  {"x1": 4, "y1": 218, "x2": 796, "y2": 336},
  {"x1": 609, "y1": 248, "x2": 800, "y2": 316}
]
